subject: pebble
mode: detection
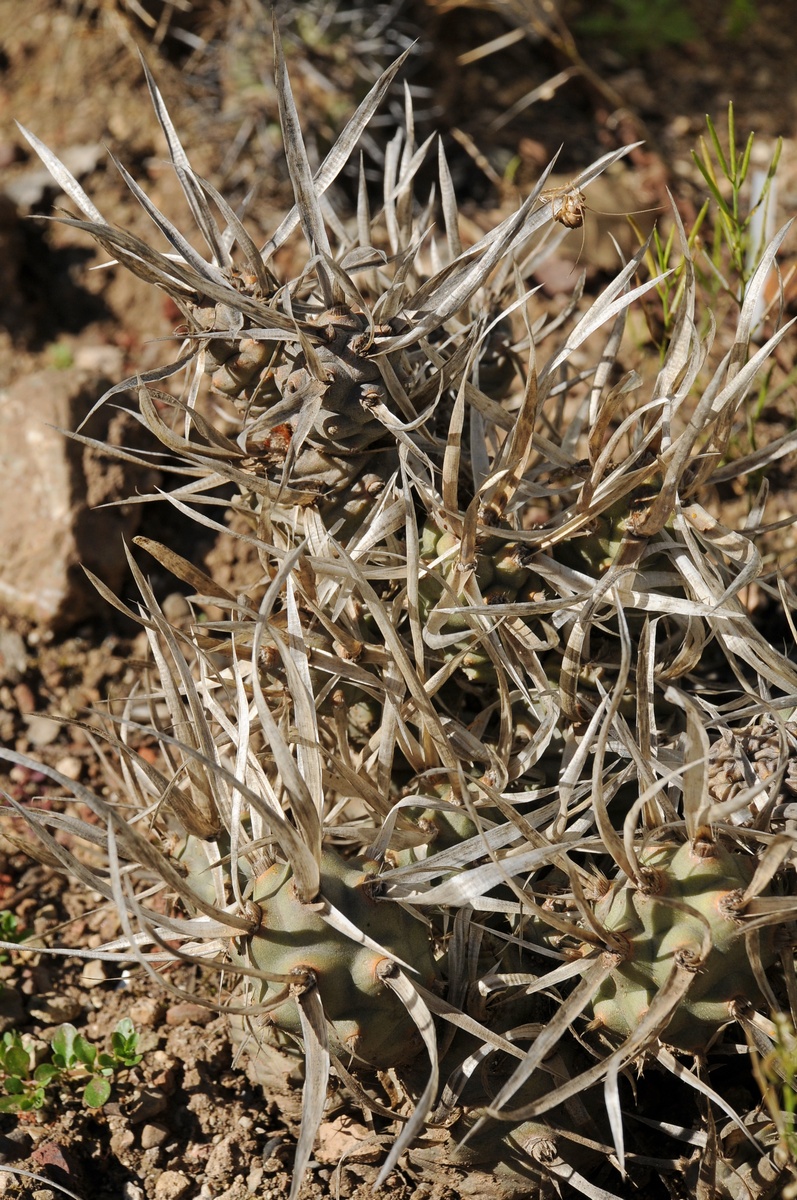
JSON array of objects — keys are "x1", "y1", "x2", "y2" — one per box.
[
  {"x1": 246, "y1": 1167, "x2": 264, "y2": 1194},
  {"x1": 79, "y1": 958, "x2": 107, "y2": 988},
  {"x1": 140, "y1": 1123, "x2": 170, "y2": 1150},
  {"x1": 55, "y1": 755, "x2": 82, "y2": 781},
  {"x1": 31, "y1": 1143, "x2": 74, "y2": 1176},
  {"x1": 73, "y1": 344, "x2": 124, "y2": 376},
  {"x1": 0, "y1": 1127, "x2": 32, "y2": 1162},
  {"x1": 161, "y1": 593, "x2": 192, "y2": 625},
  {"x1": 8, "y1": 764, "x2": 41, "y2": 784},
  {"x1": 165, "y1": 1002, "x2": 216, "y2": 1027},
  {"x1": 128, "y1": 1088, "x2": 169, "y2": 1124},
  {"x1": 122, "y1": 1186, "x2": 145, "y2": 1200},
  {"x1": 12, "y1": 682, "x2": 35, "y2": 714},
  {"x1": 127, "y1": 997, "x2": 166, "y2": 1027},
  {"x1": 110, "y1": 1128, "x2": 135, "y2": 1156},
  {"x1": 0, "y1": 368, "x2": 147, "y2": 629},
  {"x1": 154, "y1": 1171, "x2": 192, "y2": 1200},
  {"x1": 206, "y1": 1135, "x2": 238, "y2": 1179},
  {"x1": 23, "y1": 714, "x2": 62, "y2": 747}
]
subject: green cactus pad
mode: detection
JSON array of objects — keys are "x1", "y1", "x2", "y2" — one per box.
[
  {"x1": 235, "y1": 848, "x2": 438, "y2": 1068},
  {"x1": 590, "y1": 839, "x2": 775, "y2": 1052}
]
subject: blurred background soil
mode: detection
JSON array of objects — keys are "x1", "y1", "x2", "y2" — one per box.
[{"x1": 0, "y1": 2, "x2": 796, "y2": 1197}]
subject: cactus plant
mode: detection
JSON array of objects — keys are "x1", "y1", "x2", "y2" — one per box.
[{"x1": 5, "y1": 20, "x2": 797, "y2": 1200}]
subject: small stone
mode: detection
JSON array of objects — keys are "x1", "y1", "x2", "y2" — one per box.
[
  {"x1": 128, "y1": 1088, "x2": 168, "y2": 1124},
  {"x1": 12, "y1": 683, "x2": 36, "y2": 714},
  {"x1": 27, "y1": 993, "x2": 83, "y2": 1024},
  {"x1": 72, "y1": 345, "x2": 125, "y2": 376},
  {"x1": 161, "y1": 593, "x2": 192, "y2": 626},
  {"x1": 165, "y1": 1002, "x2": 215, "y2": 1027},
  {"x1": 154, "y1": 1170, "x2": 191, "y2": 1200},
  {"x1": 140, "y1": 1123, "x2": 169, "y2": 1150},
  {"x1": 110, "y1": 1128, "x2": 135, "y2": 1156},
  {"x1": 79, "y1": 958, "x2": 106, "y2": 988},
  {"x1": 246, "y1": 1167, "x2": 264, "y2": 1194},
  {"x1": 4, "y1": 1127, "x2": 34, "y2": 1149},
  {"x1": 23, "y1": 715, "x2": 62, "y2": 747},
  {"x1": 237, "y1": 1116, "x2": 253, "y2": 1131},
  {"x1": 31, "y1": 1143, "x2": 76, "y2": 1177},
  {"x1": 182, "y1": 1065, "x2": 201, "y2": 1089},
  {"x1": 55, "y1": 755, "x2": 82, "y2": 781},
  {"x1": 206, "y1": 1135, "x2": 239, "y2": 1180},
  {"x1": 122, "y1": 1185, "x2": 145, "y2": 1200},
  {"x1": 127, "y1": 997, "x2": 166, "y2": 1027},
  {"x1": 0, "y1": 1127, "x2": 33, "y2": 1162}
]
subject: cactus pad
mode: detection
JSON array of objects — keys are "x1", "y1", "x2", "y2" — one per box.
[
  {"x1": 235, "y1": 848, "x2": 438, "y2": 1068},
  {"x1": 591, "y1": 839, "x2": 775, "y2": 1052}
]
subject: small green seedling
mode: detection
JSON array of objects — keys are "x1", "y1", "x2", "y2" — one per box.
[
  {"x1": 0, "y1": 1031, "x2": 47, "y2": 1112},
  {"x1": 692, "y1": 102, "x2": 783, "y2": 305},
  {"x1": 0, "y1": 1018, "x2": 142, "y2": 1112},
  {"x1": 108, "y1": 1017, "x2": 143, "y2": 1068},
  {"x1": 0, "y1": 911, "x2": 30, "y2": 966},
  {"x1": 574, "y1": 0, "x2": 698, "y2": 57},
  {"x1": 635, "y1": 101, "x2": 786, "y2": 419}
]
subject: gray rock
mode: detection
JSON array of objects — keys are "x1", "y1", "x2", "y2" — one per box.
[
  {"x1": 0, "y1": 369, "x2": 156, "y2": 630},
  {"x1": 110, "y1": 1127, "x2": 135, "y2": 1156}
]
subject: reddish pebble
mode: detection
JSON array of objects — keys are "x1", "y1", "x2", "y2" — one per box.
[
  {"x1": 12, "y1": 683, "x2": 36, "y2": 715},
  {"x1": 165, "y1": 1002, "x2": 215, "y2": 1026},
  {"x1": 31, "y1": 1141, "x2": 76, "y2": 1175}
]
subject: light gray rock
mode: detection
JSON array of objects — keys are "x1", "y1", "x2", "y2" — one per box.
[{"x1": 0, "y1": 369, "x2": 155, "y2": 630}]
